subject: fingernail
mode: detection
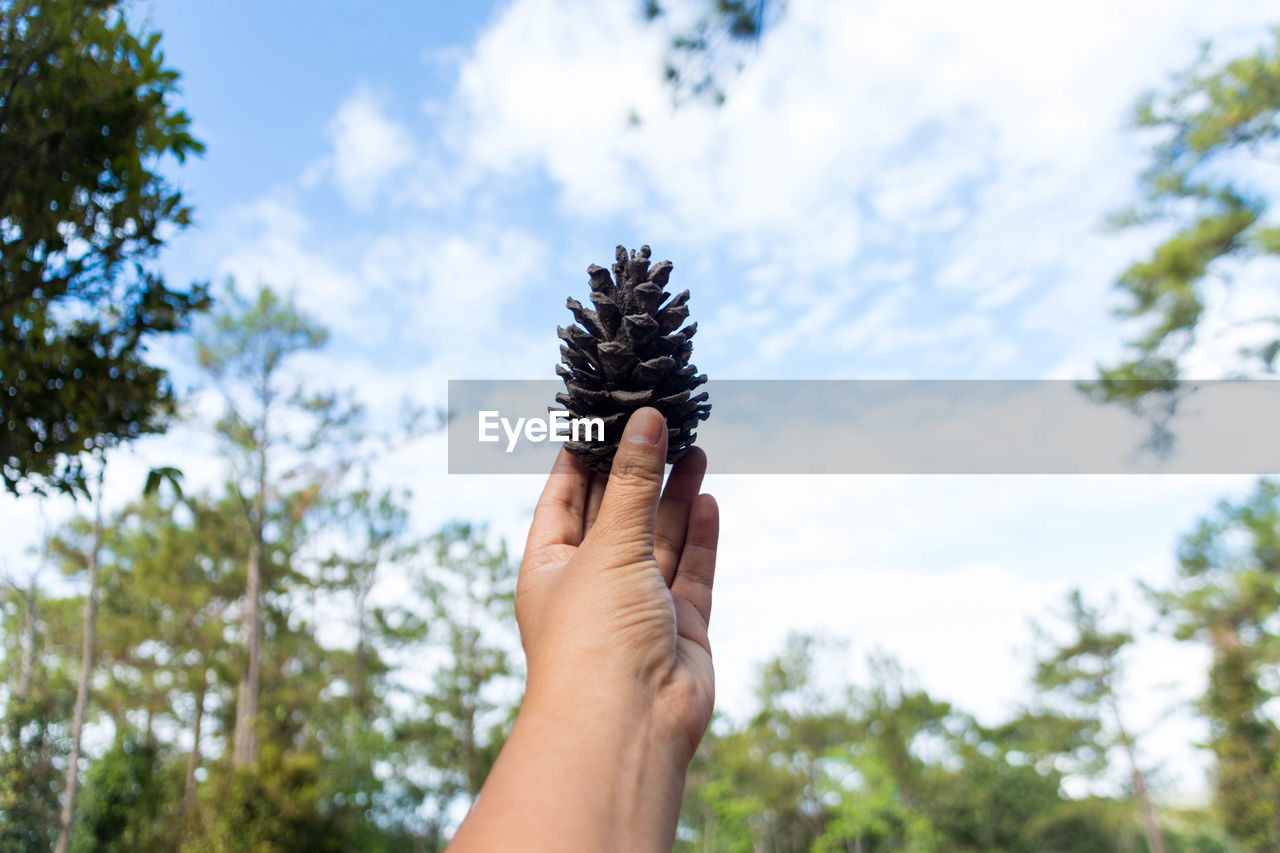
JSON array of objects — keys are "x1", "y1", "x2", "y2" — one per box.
[{"x1": 625, "y1": 407, "x2": 664, "y2": 446}]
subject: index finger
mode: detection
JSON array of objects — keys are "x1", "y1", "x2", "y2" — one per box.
[
  {"x1": 671, "y1": 494, "x2": 718, "y2": 627},
  {"x1": 524, "y1": 447, "x2": 591, "y2": 554}
]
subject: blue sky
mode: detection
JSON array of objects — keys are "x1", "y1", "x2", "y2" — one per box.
[{"x1": 5, "y1": 0, "x2": 1280, "y2": 801}]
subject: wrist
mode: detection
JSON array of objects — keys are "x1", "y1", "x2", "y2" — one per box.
[
  {"x1": 491, "y1": 682, "x2": 688, "y2": 849},
  {"x1": 522, "y1": 662, "x2": 697, "y2": 768}
]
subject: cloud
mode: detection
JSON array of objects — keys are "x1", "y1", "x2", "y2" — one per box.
[
  {"x1": 322, "y1": 87, "x2": 415, "y2": 210},
  {"x1": 361, "y1": 227, "x2": 549, "y2": 333},
  {"x1": 204, "y1": 194, "x2": 368, "y2": 333},
  {"x1": 439, "y1": 0, "x2": 1277, "y2": 377}
]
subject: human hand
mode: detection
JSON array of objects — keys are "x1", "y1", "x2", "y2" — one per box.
[
  {"x1": 449, "y1": 407, "x2": 718, "y2": 850},
  {"x1": 517, "y1": 406, "x2": 719, "y2": 765}
]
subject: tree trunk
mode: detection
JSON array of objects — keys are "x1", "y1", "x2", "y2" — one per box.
[
  {"x1": 16, "y1": 579, "x2": 36, "y2": 701},
  {"x1": 464, "y1": 627, "x2": 482, "y2": 800},
  {"x1": 233, "y1": 538, "x2": 262, "y2": 767},
  {"x1": 181, "y1": 668, "x2": 208, "y2": 826},
  {"x1": 232, "y1": 402, "x2": 269, "y2": 768},
  {"x1": 54, "y1": 466, "x2": 105, "y2": 853},
  {"x1": 1110, "y1": 696, "x2": 1166, "y2": 853},
  {"x1": 1130, "y1": 762, "x2": 1167, "y2": 853},
  {"x1": 351, "y1": 582, "x2": 370, "y2": 719}
]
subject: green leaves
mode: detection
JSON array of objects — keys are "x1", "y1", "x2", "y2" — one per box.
[
  {"x1": 680, "y1": 634, "x2": 1143, "y2": 853},
  {"x1": 1156, "y1": 479, "x2": 1280, "y2": 850},
  {"x1": 645, "y1": 0, "x2": 781, "y2": 105},
  {"x1": 0, "y1": 0, "x2": 207, "y2": 495},
  {"x1": 142, "y1": 467, "x2": 183, "y2": 500},
  {"x1": 1094, "y1": 29, "x2": 1280, "y2": 428}
]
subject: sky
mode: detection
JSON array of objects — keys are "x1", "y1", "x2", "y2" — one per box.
[{"x1": 5, "y1": 0, "x2": 1280, "y2": 801}]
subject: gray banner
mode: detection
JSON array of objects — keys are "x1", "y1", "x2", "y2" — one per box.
[{"x1": 447, "y1": 380, "x2": 1280, "y2": 474}]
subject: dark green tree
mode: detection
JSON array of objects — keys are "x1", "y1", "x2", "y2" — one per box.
[
  {"x1": 0, "y1": 0, "x2": 207, "y2": 494},
  {"x1": 69, "y1": 738, "x2": 178, "y2": 853},
  {"x1": 184, "y1": 743, "x2": 342, "y2": 853}
]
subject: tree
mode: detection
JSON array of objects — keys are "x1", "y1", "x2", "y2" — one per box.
[
  {"x1": 643, "y1": 0, "x2": 782, "y2": 104},
  {"x1": 1089, "y1": 27, "x2": 1280, "y2": 850},
  {"x1": 0, "y1": 0, "x2": 207, "y2": 494},
  {"x1": 679, "y1": 633, "x2": 852, "y2": 851},
  {"x1": 1030, "y1": 589, "x2": 1167, "y2": 853},
  {"x1": 85, "y1": 491, "x2": 242, "y2": 833},
  {"x1": 316, "y1": 481, "x2": 413, "y2": 723},
  {"x1": 0, "y1": 574, "x2": 73, "y2": 853},
  {"x1": 1090, "y1": 28, "x2": 1280, "y2": 431},
  {"x1": 677, "y1": 635, "x2": 1156, "y2": 853},
  {"x1": 52, "y1": 459, "x2": 106, "y2": 853},
  {"x1": 400, "y1": 523, "x2": 519, "y2": 830},
  {"x1": 70, "y1": 738, "x2": 178, "y2": 853},
  {"x1": 1155, "y1": 478, "x2": 1280, "y2": 851},
  {"x1": 194, "y1": 281, "x2": 362, "y2": 767}
]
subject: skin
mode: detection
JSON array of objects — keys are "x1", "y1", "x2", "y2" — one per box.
[{"x1": 448, "y1": 406, "x2": 720, "y2": 851}]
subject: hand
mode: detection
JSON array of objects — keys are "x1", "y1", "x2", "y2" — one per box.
[
  {"x1": 517, "y1": 406, "x2": 719, "y2": 764},
  {"x1": 449, "y1": 407, "x2": 719, "y2": 851}
]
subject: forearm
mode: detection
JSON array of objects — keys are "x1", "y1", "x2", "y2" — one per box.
[{"x1": 449, "y1": 682, "x2": 689, "y2": 851}]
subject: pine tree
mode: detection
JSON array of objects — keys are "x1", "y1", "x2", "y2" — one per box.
[
  {"x1": 194, "y1": 281, "x2": 358, "y2": 768},
  {"x1": 1156, "y1": 479, "x2": 1280, "y2": 851},
  {"x1": 1030, "y1": 590, "x2": 1167, "y2": 853}
]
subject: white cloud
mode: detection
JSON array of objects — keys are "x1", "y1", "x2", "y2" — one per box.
[
  {"x1": 204, "y1": 194, "x2": 368, "y2": 333},
  {"x1": 439, "y1": 0, "x2": 1276, "y2": 377},
  {"x1": 361, "y1": 228, "x2": 548, "y2": 331},
  {"x1": 324, "y1": 87, "x2": 415, "y2": 210}
]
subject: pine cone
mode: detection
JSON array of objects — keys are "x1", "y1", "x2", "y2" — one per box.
[{"x1": 555, "y1": 244, "x2": 711, "y2": 473}]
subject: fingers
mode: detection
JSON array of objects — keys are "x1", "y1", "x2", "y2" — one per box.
[
  {"x1": 524, "y1": 448, "x2": 590, "y2": 555},
  {"x1": 671, "y1": 494, "x2": 718, "y2": 627},
  {"x1": 654, "y1": 447, "x2": 707, "y2": 586},
  {"x1": 582, "y1": 472, "x2": 609, "y2": 536},
  {"x1": 586, "y1": 408, "x2": 668, "y2": 561}
]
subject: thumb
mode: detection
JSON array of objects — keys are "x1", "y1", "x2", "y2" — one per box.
[{"x1": 587, "y1": 407, "x2": 668, "y2": 561}]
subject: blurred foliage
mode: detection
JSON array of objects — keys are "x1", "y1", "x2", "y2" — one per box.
[
  {"x1": 675, "y1": 633, "x2": 1242, "y2": 852},
  {"x1": 0, "y1": 690, "x2": 69, "y2": 852},
  {"x1": 69, "y1": 738, "x2": 177, "y2": 853},
  {"x1": 0, "y1": 0, "x2": 209, "y2": 495},
  {"x1": 1154, "y1": 478, "x2": 1280, "y2": 851},
  {"x1": 1085, "y1": 25, "x2": 1280, "y2": 851},
  {"x1": 1029, "y1": 590, "x2": 1169, "y2": 853},
  {"x1": 1088, "y1": 27, "x2": 1280, "y2": 439},
  {"x1": 193, "y1": 280, "x2": 365, "y2": 768},
  {"x1": 3, "y1": 473, "x2": 1270, "y2": 849},
  {"x1": 644, "y1": 0, "x2": 784, "y2": 104}
]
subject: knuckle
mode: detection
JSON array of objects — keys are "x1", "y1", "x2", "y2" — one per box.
[
  {"x1": 586, "y1": 524, "x2": 653, "y2": 558},
  {"x1": 609, "y1": 455, "x2": 663, "y2": 489}
]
